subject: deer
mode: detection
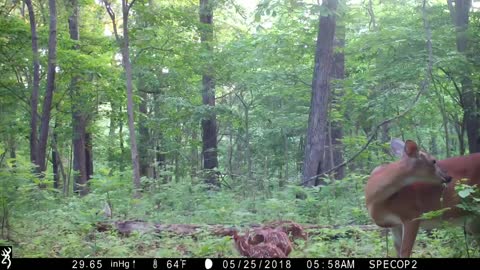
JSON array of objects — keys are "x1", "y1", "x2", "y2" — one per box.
[
  {"x1": 365, "y1": 138, "x2": 480, "y2": 257},
  {"x1": 248, "y1": 228, "x2": 293, "y2": 256},
  {"x1": 263, "y1": 220, "x2": 308, "y2": 242},
  {"x1": 232, "y1": 230, "x2": 286, "y2": 258}
]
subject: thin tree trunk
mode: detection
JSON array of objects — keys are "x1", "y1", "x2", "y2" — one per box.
[
  {"x1": 139, "y1": 90, "x2": 149, "y2": 177},
  {"x1": 21, "y1": 1, "x2": 26, "y2": 18},
  {"x1": 459, "y1": 119, "x2": 466, "y2": 155},
  {"x1": 86, "y1": 132, "x2": 93, "y2": 178},
  {"x1": 302, "y1": 0, "x2": 337, "y2": 187},
  {"x1": 432, "y1": 77, "x2": 451, "y2": 157},
  {"x1": 325, "y1": 118, "x2": 334, "y2": 174},
  {"x1": 65, "y1": 141, "x2": 73, "y2": 196},
  {"x1": 191, "y1": 129, "x2": 199, "y2": 179},
  {"x1": 38, "y1": 0, "x2": 48, "y2": 25},
  {"x1": 236, "y1": 92, "x2": 252, "y2": 181},
  {"x1": 175, "y1": 129, "x2": 181, "y2": 182},
  {"x1": 297, "y1": 136, "x2": 304, "y2": 173},
  {"x1": 103, "y1": 0, "x2": 141, "y2": 194},
  {"x1": 245, "y1": 107, "x2": 251, "y2": 180},
  {"x1": 51, "y1": 137, "x2": 67, "y2": 192},
  {"x1": 228, "y1": 124, "x2": 234, "y2": 179},
  {"x1": 52, "y1": 120, "x2": 59, "y2": 189},
  {"x1": 37, "y1": 0, "x2": 57, "y2": 175},
  {"x1": 156, "y1": 143, "x2": 166, "y2": 180},
  {"x1": 199, "y1": 0, "x2": 219, "y2": 186},
  {"x1": 281, "y1": 130, "x2": 288, "y2": 187},
  {"x1": 451, "y1": 0, "x2": 478, "y2": 153},
  {"x1": 121, "y1": 0, "x2": 141, "y2": 193},
  {"x1": 108, "y1": 102, "x2": 117, "y2": 172},
  {"x1": 6, "y1": 134, "x2": 17, "y2": 170},
  {"x1": 25, "y1": 0, "x2": 40, "y2": 168},
  {"x1": 119, "y1": 111, "x2": 125, "y2": 171},
  {"x1": 331, "y1": 19, "x2": 345, "y2": 180},
  {"x1": 9, "y1": 143, "x2": 16, "y2": 160},
  {"x1": 153, "y1": 94, "x2": 166, "y2": 179},
  {"x1": 68, "y1": 0, "x2": 89, "y2": 196}
]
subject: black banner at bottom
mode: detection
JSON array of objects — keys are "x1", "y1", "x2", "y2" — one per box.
[{"x1": 2, "y1": 258, "x2": 480, "y2": 270}]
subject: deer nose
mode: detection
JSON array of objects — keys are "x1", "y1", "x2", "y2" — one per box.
[{"x1": 443, "y1": 176, "x2": 452, "y2": 183}]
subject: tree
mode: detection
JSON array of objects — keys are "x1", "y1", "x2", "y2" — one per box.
[
  {"x1": 325, "y1": 16, "x2": 345, "y2": 180},
  {"x1": 37, "y1": 0, "x2": 57, "y2": 175},
  {"x1": 199, "y1": 0, "x2": 219, "y2": 186},
  {"x1": 302, "y1": 0, "x2": 337, "y2": 187},
  {"x1": 448, "y1": 0, "x2": 479, "y2": 153},
  {"x1": 24, "y1": 0, "x2": 40, "y2": 168},
  {"x1": 68, "y1": 0, "x2": 90, "y2": 195},
  {"x1": 103, "y1": 0, "x2": 141, "y2": 194}
]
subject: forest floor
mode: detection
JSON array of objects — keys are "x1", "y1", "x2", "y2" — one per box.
[{"x1": 5, "y1": 175, "x2": 478, "y2": 258}]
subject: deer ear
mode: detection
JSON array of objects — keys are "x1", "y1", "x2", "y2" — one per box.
[
  {"x1": 404, "y1": 140, "x2": 419, "y2": 158},
  {"x1": 390, "y1": 138, "x2": 405, "y2": 158}
]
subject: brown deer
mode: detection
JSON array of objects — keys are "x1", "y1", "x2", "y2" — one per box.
[
  {"x1": 232, "y1": 230, "x2": 286, "y2": 258},
  {"x1": 248, "y1": 228, "x2": 293, "y2": 256},
  {"x1": 264, "y1": 220, "x2": 308, "y2": 241},
  {"x1": 365, "y1": 139, "x2": 480, "y2": 257}
]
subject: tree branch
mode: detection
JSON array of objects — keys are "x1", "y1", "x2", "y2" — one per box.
[
  {"x1": 133, "y1": 39, "x2": 172, "y2": 63},
  {"x1": 102, "y1": 0, "x2": 120, "y2": 43},
  {"x1": 366, "y1": 0, "x2": 376, "y2": 30},
  {"x1": 128, "y1": 0, "x2": 136, "y2": 12},
  {"x1": 447, "y1": 0, "x2": 455, "y2": 24},
  {"x1": 437, "y1": 66, "x2": 463, "y2": 107}
]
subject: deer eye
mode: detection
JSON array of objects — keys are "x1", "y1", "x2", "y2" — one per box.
[{"x1": 432, "y1": 160, "x2": 436, "y2": 164}]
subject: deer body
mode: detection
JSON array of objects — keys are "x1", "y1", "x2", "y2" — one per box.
[
  {"x1": 385, "y1": 154, "x2": 480, "y2": 224},
  {"x1": 365, "y1": 139, "x2": 480, "y2": 257},
  {"x1": 249, "y1": 228, "x2": 293, "y2": 256},
  {"x1": 233, "y1": 230, "x2": 287, "y2": 258}
]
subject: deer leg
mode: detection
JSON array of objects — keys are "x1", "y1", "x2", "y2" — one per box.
[
  {"x1": 391, "y1": 225, "x2": 403, "y2": 257},
  {"x1": 400, "y1": 220, "x2": 420, "y2": 258}
]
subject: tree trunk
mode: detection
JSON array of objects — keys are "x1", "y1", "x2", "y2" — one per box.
[
  {"x1": 281, "y1": 130, "x2": 288, "y2": 187},
  {"x1": 108, "y1": 103, "x2": 124, "y2": 172},
  {"x1": 139, "y1": 90, "x2": 149, "y2": 177},
  {"x1": 330, "y1": 19, "x2": 345, "y2": 180},
  {"x1": 52, "y1": 122, "x2": 59, "y2": 189},
  {"x1": 199, "y1": 0, "x2": 219, "y2": 186},
  {"x1": 451, "y1": 0, "x2": 479, "y2": 153},
  {"x1": 432, "y1": 77, "x2": 451, "y2": 157},
  {"x1": 72, "y1": 93, "x2": 88, "y2": 194},
  {"x1": 104, "y1": 0, "x2": 141, "y2": 193},
  {"x1": 9, "y1": 143, "x2": 16, "y2": 160},
  {"x1": 25, "y1": 0, "x2": 40, "y2": 168},
  {"x1": 175, "y1": 128, "x2": 181, "y2": 182},
  {"x1": 86, "y1": 132, "x2": 93, "y2": 178},
  {"x1": 228, "y1": 123, "x2": 234, "y2": 179},
  {"x1": 459, "y1": 119, "x2": 466, "y2": 155},
  {"x1": 153, "y1": 94, "x2": 166, "y2": 179},
  {"x1": 190, "y1": 128, "x2": 199, "y2": 179},
  {"x1": 156, "y1": 143, "x2": 166, "y2": 180},
  {"x1": 51, "y1": 125, "x2": 67, "y2": 192},
  {"x1": 38, "y1": 0, "x2": 48, "y2": 25},
  {"x1": 68, "y1": 0, "x2": 89, "y2": 196},
  {"x1": 119, "y1": 111, "x2": 125, "y2": 171},
  {"x1": 324, "y1": 118, "x2": 334, "y2": 174},
  {"x1": 37, "y1": 0, "x2": 57, "y2": 174},
  {"x1": 245, "y1": 107, "x2": 251, "y2": 181},
  {"x1": 302, "y1": 0, "x2": 337, "y2": 187},
  {"x1": 121, "y1": 0, "x2": 142, "y2": 193}
]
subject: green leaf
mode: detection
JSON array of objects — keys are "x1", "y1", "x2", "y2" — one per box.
[{"x1": 458, "y1": 188, "x2": 473, "y2": 198}]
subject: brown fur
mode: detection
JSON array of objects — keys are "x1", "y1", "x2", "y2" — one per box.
[{"x1": 366, "y1": 139, "x2": 480, "y2": 257}]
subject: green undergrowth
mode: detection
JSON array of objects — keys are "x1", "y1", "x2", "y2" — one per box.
[{"x1": 1, "y1": 164, "x2": 478, "y2": 258}]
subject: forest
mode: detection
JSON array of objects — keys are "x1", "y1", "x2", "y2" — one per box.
[{"x1": 1, "y1": 0, "x2": 480, "y2": 259}]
